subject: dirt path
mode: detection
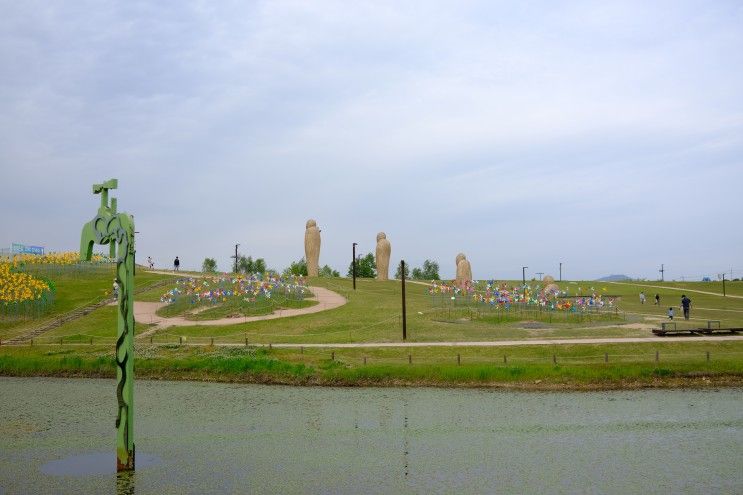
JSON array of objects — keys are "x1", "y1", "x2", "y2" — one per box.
[
  {"x1": 136, "y1": 286, "x2": 346, "y2": 338},
  {"x1": 607, "y1": 281, "x2": 743, "y2": 299},
  {"x1": 127, "y1": 335, "x2": 743, "y2": 348}
]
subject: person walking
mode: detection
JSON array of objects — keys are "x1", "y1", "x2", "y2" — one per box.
[
  {"x1": 147, "y1": 256, "x2": 154, "y2": 270},
  {"x1": 681, "y1": 295, "x2": 692, "y2": 320},
  {"x1": 174, "y1": 256, "x2": 180, "y2": 272},
  {"x1": 639, "y1": 291, "x2": 646, "y2": 304},
  {"x1": 668, "y1": 307, "x2": 674, "y2": 320},
  {"x1": 654, "y1": 293, "x2": 660, "y2": 305}
]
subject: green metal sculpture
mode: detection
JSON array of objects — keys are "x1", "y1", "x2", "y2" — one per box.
[{"x1": 79, "y1": 178, "x2": 136, "y2": 471}]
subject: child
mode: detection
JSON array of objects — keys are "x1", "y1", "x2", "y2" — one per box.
[
  {"x1": 640, "y1": 291, "x2": 646, "y2": 304},
  {"x1": 668, "y1": 307, "x2": 674, "y2": 320}
]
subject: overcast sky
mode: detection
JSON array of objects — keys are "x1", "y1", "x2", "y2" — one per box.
[{"x1": 1, "y1": 1, "x2": 741, "y2": 280}]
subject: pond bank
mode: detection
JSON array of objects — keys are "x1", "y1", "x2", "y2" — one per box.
[{"x1": 1, "y1": 343, "x2": 742, "y2": 391}]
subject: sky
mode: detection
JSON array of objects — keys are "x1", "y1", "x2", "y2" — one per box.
[{"x1": 1, "y1": 1, "x2": 742, "y2": 281}]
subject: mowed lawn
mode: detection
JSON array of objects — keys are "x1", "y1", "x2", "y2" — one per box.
[
  {"x1": 145, "y1": 277, "x2": 743, "y2": 344},
  {"x1": 16, "y1": 275, "x2": 743, "y2": 345}
]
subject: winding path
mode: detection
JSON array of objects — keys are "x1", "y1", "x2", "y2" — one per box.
[
  {"x1": 136, "y1": 286, "x2": 346, "y2": 338},
  {"x1": 607, "y1": 281, "x2": 743, "y2": 299}
]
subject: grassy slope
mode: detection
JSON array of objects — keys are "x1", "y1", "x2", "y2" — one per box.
[
  {"x1": 148, "y1": 277, "x2": 743, "y2": 343},
  {"x1": 28, "y1": 276, "x2": 743, "y2": 344},
  {"x1": 0, "y1": 268, "x2": 174, "y2": 340}
]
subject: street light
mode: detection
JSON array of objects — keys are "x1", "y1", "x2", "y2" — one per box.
[
  {"x1": 232, "y1": 243, "x2": 240, "y2": 273},
  {"x1": 522, "y1": 266, "x2": 528, "y2": 299},
  {"x1": 559, "y1": 262, "x2": 562, "y2": 282}
]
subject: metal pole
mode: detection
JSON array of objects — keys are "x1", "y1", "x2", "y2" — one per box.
[
  {"x1": 234, "y1": 244, "x2": 239, "y2": 273},
  {"x1": 559, "y1": 262, "x2": 562, "y2": 281},
  {"x1": 659, "y1": 264, "x2": 664, "y2": 282},
  {"x1": 352, "y1": 243, "x2": 357, "y2": 290},
  {"x1": 401, "y1": 260, "x2": 407, "y2": 341},
  {"x1": 722, "y1": 273, "x2": 726, "y2": 297},
  {"x1": 522, "y1": 266, "x2": 528, "y2": 299}
]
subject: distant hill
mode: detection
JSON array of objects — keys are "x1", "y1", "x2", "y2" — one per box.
[{"x1": 596, "y1": 274, "x2": 631, "y2": 281}]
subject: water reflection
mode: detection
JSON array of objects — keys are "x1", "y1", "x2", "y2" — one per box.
[{"x1": 116, "y1": 470, "x2": 135, "y2": 495}]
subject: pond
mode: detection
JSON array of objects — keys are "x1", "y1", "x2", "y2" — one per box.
[{"x1": 0, "y1": 377, "x2": 741, "y2": 494}]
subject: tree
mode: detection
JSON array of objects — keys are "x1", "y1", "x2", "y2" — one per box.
[
  {"x1": 395, "y1": 261, "x2": 410, "y2": 279},
  {"x1": 319, "y1": 265, "x2": 340, "y2": 278},
  {"x1": 283, "y1": 258, "x2": 308, "y2": 277},
  {"x1": 347, "y1": 253, "x2": 376, "y2": 278},
  {"x1": 420, "y1": 259, "x2": 440, "y2": 280},
  {"x1": 202, "y1": 257, "x2": 217, "y2": 273},
  {"x1": 237, "y1": 255, "x2": 267, "y2": 275}
]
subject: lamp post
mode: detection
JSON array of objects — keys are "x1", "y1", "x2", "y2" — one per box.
[
  {"x1": 401, "y1": 260, "x2": 407, "y2": 341},
  {"x1": 559, "y1": 262, "x2": 562, "y2": 282},
  {"x1": 232, "y1": 244, "x2": 240, "y2": 273},
  {"x1": 352, "y1": 243, "x2": 357, "y2": 290},
  {"x1": 522, "y1": 266, "x2": 528, "y2": 299}
]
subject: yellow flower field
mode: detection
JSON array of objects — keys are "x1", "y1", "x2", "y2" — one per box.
[{"x1": 0, "y1": 263, "x2": 53, "y2": 304}]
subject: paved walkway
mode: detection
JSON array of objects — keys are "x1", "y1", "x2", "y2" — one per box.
[
  {"x1": 144, "y1": 335, "x2": 743, "y2": 348},
  {"x1": 136, "y1": 286, "x2": 346, "y2": 338}
]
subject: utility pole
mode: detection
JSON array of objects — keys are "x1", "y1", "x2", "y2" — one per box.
[
  {"x1": 352, "y1": 243, "x2": 357, "y2": 290},
  {"x1": 522, "y1": 266, "x2": 528, "y2": 299},
  {"x1": 722, "y1": 273, "x2": 726, "y2": 297},
  {"x1": 232, "y1": 244, "x2": 240, "y2": 273},
  {"x1": 536, "y1": 272, "x2": 544, "y2": 281},
  {"x1": 659, "y1": 264, "x2": 665, "y2": 282},
  {"x1": 559, "y1": 262, "x2": 562, "y2": 282},
  {"x1": 401, "y1": 260, "x2": 407, "y2": 340}
]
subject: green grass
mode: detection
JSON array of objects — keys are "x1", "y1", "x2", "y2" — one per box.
[
  {"x1": 1, "y1": 341, "x2": 741, "y2": 388},
  {"x1": 0, "y1": 267, "x2": 175, "y2": 340},
  {"x1": 9, "y1": 275, "x2": 743, "y2": 346},
  {"x1": 137, "y1": 277, "x2": 743, "y2": 344}
]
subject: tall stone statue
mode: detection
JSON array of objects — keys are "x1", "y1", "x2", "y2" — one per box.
[
  {"x1": 375, "y1": 232, "x2": 391, "y2": 281},
  {"x1": 304, "y1": 219, "x2": 321, "y2": 277},
  {"x1": 455, "y1": 253, "x2": 473, "y2": 287}
]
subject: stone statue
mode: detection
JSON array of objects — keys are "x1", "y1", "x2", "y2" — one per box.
[
  {"x1": 304, "y1": 219, "x2": 321, "y2": 277},
  {"x1": 455, "y1": 253, "x2": 473, "y2": 287},
  {"x1": 375, "y1": 232, "x2": 391, "y2": 281},
  {"x1": 540, "y1": 275, "x2": 560, "y2": 298}
]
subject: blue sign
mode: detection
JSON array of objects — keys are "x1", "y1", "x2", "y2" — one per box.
[{"x1": 11, "y1": 243, "x2": 45, "y2": 255}]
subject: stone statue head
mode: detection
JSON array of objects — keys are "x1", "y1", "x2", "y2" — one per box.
[
  {"x1": 377, "y1": 232, "x2": 386, "y2": 242},
  {"x1": 456, "y1": 253, "x2": 466, "y2": 265},
  {"x1": 306, "y1": 219, "x2": 316, "y2": 229}
]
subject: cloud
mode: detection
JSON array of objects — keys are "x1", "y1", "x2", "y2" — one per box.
[{"x1": 1, "y1": 1, "x2": 742, "y2": 280}]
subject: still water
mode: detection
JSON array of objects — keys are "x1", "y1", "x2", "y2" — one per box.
[{"x1": 0, "y1": 377, "x2": 741, "y2": 494}]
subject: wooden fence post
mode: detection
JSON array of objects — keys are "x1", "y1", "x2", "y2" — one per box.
[
  {"x1": 331, "y1": 351, "x2": 335, "y2": 361},
  {"x1": 655, "y1": 350, "x2": 659, "y2": 363},
  {"x1": 457, "y1": 354, "x2": 461, "y2": 365}
]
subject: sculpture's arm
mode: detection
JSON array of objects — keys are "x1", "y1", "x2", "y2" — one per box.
[{"x1": 80, "y1": 221, "x2": 96, "y2": 261}]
